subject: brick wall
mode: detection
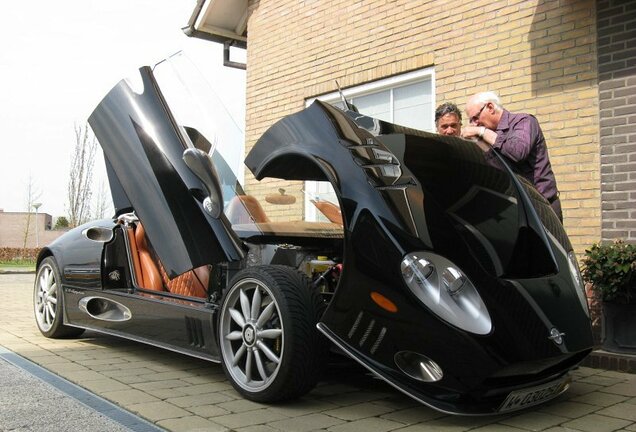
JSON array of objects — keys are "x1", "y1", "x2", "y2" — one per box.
[
  {"x1": 0, "y1": 212, "x2": 65, "y2": 248},
  {"x1": 245, "y1": 0, "x2": 600, "y2": 254},
  {"x1": 597, "y1": 0, "x2": 636, "y2": 241}
]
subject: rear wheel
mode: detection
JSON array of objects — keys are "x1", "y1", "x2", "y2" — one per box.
[
  {"x1": 218, "y1": 265, "x2": 324, "y2": 402},
  {"x1": 34, "y1": 257, "x2": 84, "y2": 338}
]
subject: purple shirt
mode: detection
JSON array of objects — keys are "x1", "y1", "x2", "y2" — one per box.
[{"x1": 490, "y1": 110, "x2": 559, "y2": 202}]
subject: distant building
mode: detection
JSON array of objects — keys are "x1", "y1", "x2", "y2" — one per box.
[{"x1": 0, "y1": 209, "x2": 66, "y2": 248}]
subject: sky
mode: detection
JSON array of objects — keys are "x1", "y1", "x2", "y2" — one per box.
[{"x1": 0, "y1": 0, "x2": 246, "y2": 218}]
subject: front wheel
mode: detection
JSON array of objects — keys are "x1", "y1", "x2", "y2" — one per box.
[
  {"x1": 34, "y1": 257, "x2": 84, "y2": 338},
  {"x1": 218, "y1": 265, "x2": 324, "y2": 402}
]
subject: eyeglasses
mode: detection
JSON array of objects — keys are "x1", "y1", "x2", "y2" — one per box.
[{"x1": 469, "y1": 103, "x2": 487, "y2": 124}]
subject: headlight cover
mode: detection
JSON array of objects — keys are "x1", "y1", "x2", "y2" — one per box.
[
  {"x1": 567, "y1": 250, "x2": 590, "y2": 317},
  {"x1": 400, "y1": 252, "x2": 492, "y2": 335}
]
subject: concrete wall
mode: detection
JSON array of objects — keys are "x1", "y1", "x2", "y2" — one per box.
[{"x1": 244, "y1": 0, "x2": 600, "y2": 254}]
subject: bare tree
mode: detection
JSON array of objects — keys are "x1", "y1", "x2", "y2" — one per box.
[
  {"x1": 22, "y1": 174, "x2": 42, "y2": 249},
  {"x1": 92, "y1": 180, "x2": 112, "y2": 220},
  {"x1": 67, "y1": 123, "x2": 97, "y2": 227}
]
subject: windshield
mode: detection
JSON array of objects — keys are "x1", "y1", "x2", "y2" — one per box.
[
  {"x1": 152, "y1": 53, "x2": 344, "y2": 241},
  {"x1": 153, "y1": 53, "x2": 246, "y2": 206}
]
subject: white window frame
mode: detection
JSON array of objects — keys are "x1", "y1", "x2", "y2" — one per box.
[{"x1": 304, "y1": 67, "x2": 436, "y2": 220}]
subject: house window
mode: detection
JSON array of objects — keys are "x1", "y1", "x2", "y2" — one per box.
[
  {"x1": 305, "y1": 67, "x2": 435, "y2": 221},
  {"x1": 310, "y1": 67, "x2": 435, "y2": 131}
]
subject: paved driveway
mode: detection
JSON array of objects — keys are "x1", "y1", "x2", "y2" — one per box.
[{"x1": 1, "y1": 273, "x2": 635, "y2": 432}]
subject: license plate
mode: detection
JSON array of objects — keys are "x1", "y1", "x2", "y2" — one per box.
[{"x1": 498, "y1": 376, "x2": 571, "y2": 412}]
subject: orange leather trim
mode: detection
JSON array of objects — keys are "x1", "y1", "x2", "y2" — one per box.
[
  {"x1": 135, "y1": 224, "x2": 164, "y2": 292},
  {"x1": 159, "y1": 262, "x2": 208, "y2": 298},
  {"x1": 126, "y1": 227, "x2": 143, "y2": 286},
  {"x1": 312, "y1": 200, "x2": 343, "y2": 225},
  {"x1": 226, "y1": 195, "x2": 270, "y2": 224}
]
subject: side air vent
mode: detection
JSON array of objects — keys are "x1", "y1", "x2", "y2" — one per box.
[
  {"x1": 347, "y1": 311, "x2": 387, "y2": 354},
  {"x1": 82, "y1": 227, "x2": 114, "y2": 243},
  {"x1": 185, "y1": 317, "x2": 206, "y2": 348},
  {"x1": 78, "y1": 297, "x2": 131, "y2": 322}
]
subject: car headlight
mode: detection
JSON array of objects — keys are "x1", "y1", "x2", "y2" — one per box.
[
  {"x1": 567, "y1": 250, "x2": 590, "y2": 317},
  {"x1": 400, "y1": 252, "x2": 492, "y2": 335}
]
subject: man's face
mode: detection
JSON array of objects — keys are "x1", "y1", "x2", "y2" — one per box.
[
  {"x1": 466, "y1": 101, "x2": 497, "y2": 130},
  {"x1": 436, "y1": 113, "x2": 461, "y2": 136}
]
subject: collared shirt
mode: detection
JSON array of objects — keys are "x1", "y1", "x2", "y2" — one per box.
[{"x1": 490, "y1": 110, "x2": 559, "y2": 202}]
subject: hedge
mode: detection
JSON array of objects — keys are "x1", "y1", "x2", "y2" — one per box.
[{"x1": 0, "y1": 247, "x2": 40, "y2": 261}]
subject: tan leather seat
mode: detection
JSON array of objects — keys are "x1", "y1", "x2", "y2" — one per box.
[
  {"x1": 226, "y1": 195, "x2": 270, "y2": 224},
  {"x1": 130, "y1": 222, "x2": 209, "y2": 298},
  {"x1": 131, "y1": 223, "x2": 164, "y2": 292},
  {"x1": 159, "y1": 262, "x2": 209, "y2": 298},
  {"x1": 312, "y1": 200, "x2": 343, "y2": 225}
]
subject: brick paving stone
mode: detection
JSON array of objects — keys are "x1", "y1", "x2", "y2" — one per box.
[
  {"x1": 213, "y1": 408, "x2": 289, "y2": 429},
  {"x1": 310, "y1": 382, "x2": 362, "y2": 397},
  {"x1": 563, "y1": 413, "x2": 632, "y2": 432},
  {"x1": 568, "y1": 381, "x2": 604, "y2": 396},
  {"x1": 157, "y1": 415, "x2": 227, "y2": 432},
  {"x1": 116, "y1": 373, "x2": 165, "y2": 384},
  {"x1": 186, "y1": 404, "x2": 231, "y2": 418},
  {"x1": 572, "y1": 391, "x2": 629, "y2": 407},
  {"x1": 318, "y1": 390, "x2": 393, "y2": 407},
  {"x1": 166, "y1": 392, "x2": 235, "y2": 408},
  {"x1": 579, "y1": 375, "x2": 626, "y2": 387},
  {"x1": 421, "y1": 415, "x2": 503, "y2": 431},
  {"x1": 501, "y1": 411, "x2": 569, "y2": 431},
  {"x1": 379, "y1": 406, "x2": 446, "y2": 424},
  {"x1": 77, "y1": 378, "x2": 132, "y2": 393},
  {"x1": 602, "y1": 380, "x2": 636, "y2": 397},
  {"x1": 180, "y1": 381, "x2": 234, "y2": 395},
  {"x1": 370, "y1": 396, "x2": 420, "y2": 410},
  {"x1": 470, "y1": 425, "x2": 528, "y2": 432},
  {"x1": 598, "y1": 403, "x2": 636, "y2": 421},
  {"x1": 216, "y1": 398, "x2": 269, "y2": 413},
  {"x1": 64, "y1": 369, "x2": 110, "y2": 382},
  {"x1": 138, "y1": 370, "x2": 197, "y2": 381},
  {"x1": 144, "y1": 387, "x2": 191, "y2": 400},
  {"x1": 268, "y1": 413, "x2": 346, "y2": 431},
  {"x1": 127, "y1": 400, "x2": 192, "y2": 421},
  {"x1": 103, "y1": 367, "x2": 158, "y2": 378},
  {"x1": 43, "y1": 361, "x2": 90, "y2": 373},
  {"x1": 182, "y1": 373, "x2": 228, "y2": 385},
  {"x1": 236, "y1": 425, "x2": 282, "y2": 432},
  {"x1": 538, "y1": 400, "x2": 599, "y2": 418},
  {"x1": 324, "y1": 401, "x2": 396, "y2": 421},
  {"x1": 101, "y1": 388, "x2": 161, "y2": 405},
  {"x1": 131, "y1": 379, "x2": 191, "y2": 391},
  {"x1": 573, "y1": 367, "x2": 599, "y2": 378},
  {"x1": 598, "y1": 370, "x2": 634, "y2": 379},
  {"x1": 327, "y1": 416, "x2": 404, "y2": 432},
  {"x1": 267, "y1": 398, "x2": 340, "y2": 417}
]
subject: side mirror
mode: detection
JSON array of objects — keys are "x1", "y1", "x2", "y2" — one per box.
[{"x1": 183, "y1": 148, "x2": 223, "y2": 219}]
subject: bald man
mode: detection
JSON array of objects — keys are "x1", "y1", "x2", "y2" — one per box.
[{"x1": 462, "y1": 91, "x2": 562, "y2": 222}]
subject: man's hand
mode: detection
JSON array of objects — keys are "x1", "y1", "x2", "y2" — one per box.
[
  {"x1": 461, "y1": 126, "x2": 484, "y2": 140},
  {"x1": 462, "y1": 126, "x2": 491, "y2": 152}
]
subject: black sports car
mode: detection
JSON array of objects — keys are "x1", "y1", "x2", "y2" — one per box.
[{"x1": 34, "y1": 56, "x2": 593, "y2": 415}]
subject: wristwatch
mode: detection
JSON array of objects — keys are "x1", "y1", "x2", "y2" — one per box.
[{"x1": 478, "y1": 126, "x2": 485, "y2": 139}]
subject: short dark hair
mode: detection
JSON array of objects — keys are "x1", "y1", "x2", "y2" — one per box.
[{"x1": 435, "y1": 102, "x2": 462, "y2": 124}]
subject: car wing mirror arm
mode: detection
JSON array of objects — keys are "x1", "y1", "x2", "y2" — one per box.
[{"x1": 182, "y1": 148, "x2": 223, "y2": 219}]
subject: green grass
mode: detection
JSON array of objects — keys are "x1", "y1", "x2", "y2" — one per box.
[{"x1": 0, "y1": 259, "x2": 36, "y2": 270}]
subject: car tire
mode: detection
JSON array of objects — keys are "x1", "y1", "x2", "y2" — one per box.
[
  {"x1": 218, "y1": 265, "x2": 324, "y2": 402},
  {"x1": 34, "y1": 257, "x2": 84, "y2": 338}
]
